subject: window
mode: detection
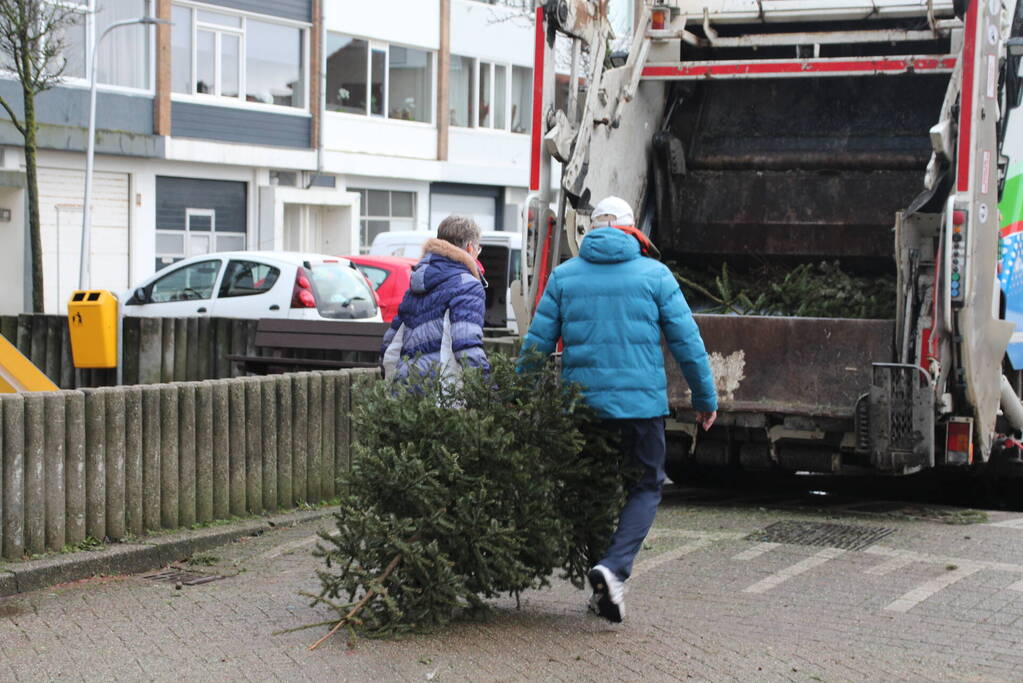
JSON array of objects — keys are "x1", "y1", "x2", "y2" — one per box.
[
  {"x1": 388, "y1": 46, "x2": 432, "y2": 122},
  {"x1": 149, "y1": 260, "x2": 222, "y2": 303},
  {"x1": 511, "y1": 66, "x2": 532, "y2": 134},
  {"x1": 155, "y1": 208, "x2": 246, "y2": 270},
  {"x1": 356, "y1": 264, "x2": 389, "y2": 290},
  {"x1": 326, "y1": 34, "x2": 433, "y2": 123},
  {"x1": 449, "y1": 55, "x2": 474, "y2": 127},
  {"x1": 50, "y1": 0, "x2": 151, "y2": 89},
  {"x1": 171, "y1": 4, "x2": 306, "y2": 108},
  {"x1": 350, "y1": 188, "x2": 416, "y2": 253},
  {"x1": 219, "y1": 260, "x2": 280, "y2": 298},
  {"x1": 246, "y1": 19, "x2": 304, "y2": 106},
  {"x1": 451, "y1": 57, "x2": 530, "y2": 133}
]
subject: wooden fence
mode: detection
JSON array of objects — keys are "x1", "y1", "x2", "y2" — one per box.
[
  {"x1": 0, "y1": 367, "x2": 380, "y2": 560},
  {"x1": 0, "y1": 314, "x2": 374, "y2": 389}
]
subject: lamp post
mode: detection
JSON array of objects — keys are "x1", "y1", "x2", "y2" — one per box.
[{"x1": 78, "y1": 12, "x2": 169, "y2": 290}]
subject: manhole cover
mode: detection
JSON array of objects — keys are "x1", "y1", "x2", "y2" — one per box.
[
  {"x1": 143, "y1": 568, "x2": 224, "y2": 586},
  {"x1": 746, "y1": 520, "x2": 895, "y2": 551}
]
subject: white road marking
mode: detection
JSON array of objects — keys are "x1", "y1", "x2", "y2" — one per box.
[
  {"x1": 732, "y1": 542, "x2": 780, "y2": 561},
  {"x1": 885, "y1": 564, "x2": 983, "y2": 613},
  {"x1": 631, "y1": 539, "x2": 713, "y2": 577},
  {"x1": 988, "y1": 518, "x2": 1023, "y2": 529},
  {"x1": 743, "y1": 548, "x2": 846, "y2": 594},
  {"x1": 865, "y1": 550, "x2": 921, "y2": 576},
  {"x1": 1008, "y1": 579, "x2": 1023, "y2": 592}
]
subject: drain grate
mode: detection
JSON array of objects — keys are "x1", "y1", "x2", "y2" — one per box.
[
  {"x1": 143, "y1": 568, "x2": 224, "y2": 586},
  {"x1": 746, "y1": 520, "x2": 895, "y2": 551}
]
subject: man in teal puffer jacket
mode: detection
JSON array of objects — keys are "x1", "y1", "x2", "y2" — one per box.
[{"x1": 521, "y1": 196, "x2": 717, "y2": 624}]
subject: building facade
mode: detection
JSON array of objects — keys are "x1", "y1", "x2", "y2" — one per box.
[{"x1": 0, "y1": 0, "x2": 544, "y2": 315}]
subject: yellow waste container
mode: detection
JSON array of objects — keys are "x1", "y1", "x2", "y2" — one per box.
[{"x1": 67, "y1": 290, "x2": 118, "y2": 369}]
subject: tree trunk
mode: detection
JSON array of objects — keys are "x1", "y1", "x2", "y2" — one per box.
[{"x1": 23, "y1": 86, "x2": 43, "y2": 313}]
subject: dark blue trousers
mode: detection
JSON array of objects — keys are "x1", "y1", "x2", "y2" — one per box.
[{"x1": 598, "y1": 417, "x2": 666, "y2": 581}]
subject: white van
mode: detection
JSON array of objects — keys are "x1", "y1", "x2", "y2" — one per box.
[{"x1": 369, "y1": 230, "x2": 522, "y2": 333}]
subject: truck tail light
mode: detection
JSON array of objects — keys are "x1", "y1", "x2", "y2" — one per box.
[
  {"x1": 651, "y1": 7, "x2": 668, "y2": 30},
  {"x1": 291, "y1": 267, "x2": 316, "y2": 308},
  {"x1": 945, "y1": 418, "x2": 974, "y2": 465}
]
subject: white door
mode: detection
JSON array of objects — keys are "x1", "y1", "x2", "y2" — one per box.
[
  {"x1": 39, "y1": 167, "x2": 130, "y2": 313},
  {"x1": 430, "y1": 193, "x2": 496, "y2": 231}
]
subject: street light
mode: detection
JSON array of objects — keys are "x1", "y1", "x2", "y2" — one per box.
[{"x1": 78, "y1": 10, "x2": 170, "y2": 290}]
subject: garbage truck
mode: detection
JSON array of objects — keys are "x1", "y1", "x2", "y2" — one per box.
[{"x1": 519, "y1": 0, "x2": 1023, "y2": 480}]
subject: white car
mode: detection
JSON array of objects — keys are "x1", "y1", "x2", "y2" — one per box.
[{"x1": 122, "y1": 251, "x2": 382, "y2": 322}]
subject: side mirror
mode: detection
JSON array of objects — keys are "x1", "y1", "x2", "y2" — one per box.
[{"x1": 130, "y1": 287, "x2": 148, "y2": 305}]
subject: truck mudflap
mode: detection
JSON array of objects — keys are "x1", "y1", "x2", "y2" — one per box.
[{"x1": 666, "y1": 315, "x2": 895, "y2": 418}]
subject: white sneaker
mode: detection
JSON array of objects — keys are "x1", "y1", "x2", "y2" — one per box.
[{"x1": 587, "y1": 564, "x2": 625, "y2": 623}]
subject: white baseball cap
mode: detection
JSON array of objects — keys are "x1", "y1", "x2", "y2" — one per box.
[{"x1": 591, "y1": 196, "x2": 635, "y2": 227}]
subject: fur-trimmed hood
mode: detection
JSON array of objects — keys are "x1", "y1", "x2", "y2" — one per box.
[
  {"x1": 421, "y1": 238, "x2": 480, "y2": 279},
  {"x1": 408, "y1": 238, "x2": 482, "y2": 296}
]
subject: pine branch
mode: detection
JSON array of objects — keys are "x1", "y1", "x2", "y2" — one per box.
[{"x1": 309, "y1": 552, "x2": 403, "y2": 651}]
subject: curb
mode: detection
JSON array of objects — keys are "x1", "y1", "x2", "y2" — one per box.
[{"x1": 0, "y1": 508, "x2": 336, "y2": 598}]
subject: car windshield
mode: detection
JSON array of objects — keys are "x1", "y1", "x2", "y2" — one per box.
[{"x1": 308, "y1": 262, "x2": 377, "y2": 319}]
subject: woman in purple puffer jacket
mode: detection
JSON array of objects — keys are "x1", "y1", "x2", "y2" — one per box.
[{"x1": 380, "y1": 215, "x2": 490, "y2": 383}]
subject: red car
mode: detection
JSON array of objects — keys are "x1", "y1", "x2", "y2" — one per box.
[{"x1": 345, "y1": 255, "x2": 418, "y2": 323}]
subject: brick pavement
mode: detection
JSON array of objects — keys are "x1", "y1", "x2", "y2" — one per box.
[{"x1": 4, "y1": 488, "x2": 1023, "y2": 681}]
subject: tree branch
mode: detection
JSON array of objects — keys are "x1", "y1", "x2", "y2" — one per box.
[{"x1": 0, "y1": 93, "x2": 25, "y2": 136}]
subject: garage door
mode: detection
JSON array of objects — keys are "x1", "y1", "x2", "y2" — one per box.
[
  {"x1": 39, "y1": 168, "x2": 130, "y2": 313},
  {"x1": 430, "y1": 193, "x2": 496, "y2": 232}
]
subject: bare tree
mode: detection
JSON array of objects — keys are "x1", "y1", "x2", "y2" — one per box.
[{"x1": 0, "y1": 0, "x2": 81, "y2": 312}]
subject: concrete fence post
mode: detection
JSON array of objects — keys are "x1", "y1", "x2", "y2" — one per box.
[
  {"x1": 2, "y1": 394, "x2": 24, "y2": 559},
  {"x1": 211, "y1": 380, "x2": 230, "y2": 519},
  {"x1": 244, "y1": 378, "x2": 263, "y2": 514},
  {"x1": 104, "y1": 388, "x2": 127, "y2": 541},
  {"x1": 83, "y1": 389, "x2": 107, "y2": 542},
  {"x1": 123, "y1": 385, "x2": 144, "y2": 537},
  {"x1": 291, "y1": 374, "x2": 308, "y2": 506},
  {"x1": 260, "y1": 376, "x2": 277, "y2": 514},
  {"x1": 307, "y1": 372, "x2": 323, "y2": 504},
  {"x1": 177, "y1": 382, "x2": 197, "y2": 529},
  {"x1": 44, "y1": 393, "x2": 67, "y2": 552},
  {"x1": 321, "y1": 372, "x2": 336, "y2": 501},
  {"x1": 159, "y1": 384, "x2": 179, "y2": 529},
  {"x1": 64, "y1": 391, "x2": 86, "y2": 546},
  {"x1": 140, "y1": 385, "x2": 162, "y2": 531},
  {"x1": 276, "y1": 374, "x2": 293, "y2": 510},
  {"x1": 228, "y1": 379, "x2": 247, "y2": 516},
  {"x1": 195, "y1": 381, "x2": 214, "y2": 524},
  {"x1": 23, "y1": 393, "x2": 46, "y2": 555}
]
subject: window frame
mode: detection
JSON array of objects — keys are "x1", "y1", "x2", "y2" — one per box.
[
  {"x1": 218, "y1": 259, "x2": 281, "y2": 298},
  {"x1": 147, "y1": 258, "x2": 224, "y2": 303},
  {"x1": 350, "y1": 187, "x2": 418, "y2": 254},
  {"x1": 451, "y1": 55, "x2": 529, "y2": 134},
  {"x1": 154, "y1": 207, "x2": 248, "y2": 270},
  {"x1": 42, "y1": 0, "x2": 156, "y2": 95},
  {"x1": 325, "y1": 32, "x2": 436, "y2": 126},
  {"x1": 171, "y1": 0, "x2": 311, "y2": 114}
]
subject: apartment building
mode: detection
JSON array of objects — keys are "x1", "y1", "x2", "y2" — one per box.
[{"x1": 0, "y1": 0, "x2": 635, "y2": 315}]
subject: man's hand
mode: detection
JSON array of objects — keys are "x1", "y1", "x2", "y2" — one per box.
[{"x1": 696, "y1": 411, "x2": 717, "y2": 431}]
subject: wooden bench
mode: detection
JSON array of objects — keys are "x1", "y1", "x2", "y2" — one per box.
[{"x1": 227, "y1": 318, "x2": 391, "y2": 375}]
